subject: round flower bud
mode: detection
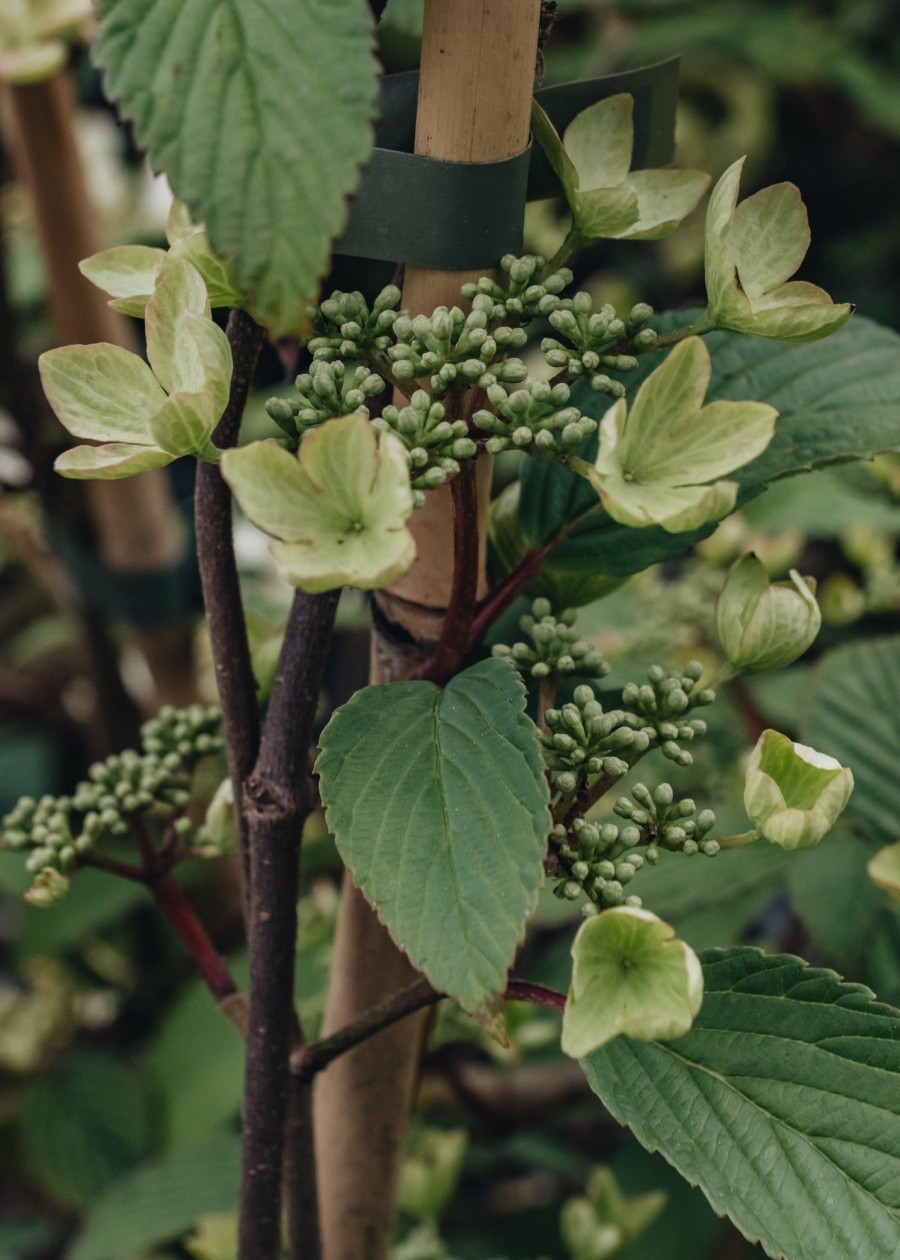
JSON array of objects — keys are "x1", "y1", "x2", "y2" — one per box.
[
  {"x1": 716, "y1": 554, "x2": 821, "y2": 674},
  {"x1": 744, "y1": 730, "x2": 853, "y2": 850}
]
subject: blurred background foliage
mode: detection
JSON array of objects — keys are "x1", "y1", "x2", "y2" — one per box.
[{"x1": 0, "y1": 1, "x2": 899, "y2": 1258}]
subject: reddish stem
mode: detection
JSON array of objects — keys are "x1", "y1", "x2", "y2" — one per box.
[
  {"x1": 149, "y1": 871, "x2": 238, "y2": 1004},
  {"x1": 413, "y1": 461, "x2": 480, "y2": 684},
  {"x1": 506, "y1": 978, "x2": 566, "y2": 1011},
  {"x1": 467, "y1": 520, "x2": 575, "y2": 650},
  {"x1": 726, "y1": 677, "x2": 770, "y2": 742}
]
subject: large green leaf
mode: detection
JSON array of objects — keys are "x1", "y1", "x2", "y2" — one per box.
[
  {"x1": 67, "y1": 1135, "x2": 240, "y2": 1260},
  {"x1": 94, "y1": 0, "x2": 378, "y2": 336},
  {"x1": 803, "y1": 635, "x2": 900, "y2": 847},
  {"x1": 317, "y1": 659, "x2": 551, "y2": 1012},
  {"x1": 20, "y1": 1051, "x2": 153, "y2": 1209},
  {"x1": 582, "y1": 948, "x2": 900, "y2": 1260},
  {"x1": 515, "y1": 315, "x2": 900, "y2": 579}
]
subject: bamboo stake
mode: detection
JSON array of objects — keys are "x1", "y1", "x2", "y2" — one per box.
[
  {"x1": 2, "y1": 73, "x2": 195, "y2": 709},
  {"x1": 313, "y1": 6, "x2": 541, "y2": 1257}
]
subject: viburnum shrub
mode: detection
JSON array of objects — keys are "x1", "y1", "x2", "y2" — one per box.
[{"x1": 3, "y1": 4, "x2": 900, "y2": 1260}]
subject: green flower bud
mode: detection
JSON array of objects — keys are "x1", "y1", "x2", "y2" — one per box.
[
  {"x1": 716, "y1": 554, "x2": 821, "y2": 674},
  {"x1": 744, "y1": 730, "x2": 853, "y2": 851}
]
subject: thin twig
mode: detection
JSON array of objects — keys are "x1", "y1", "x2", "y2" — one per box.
[
  {"x1": 195, "y1": 309, "x2": 265, "y2": 897},
  {"x1": 291, "y1": 977, "x2": 565, "y2": 1082},
  {"x1": 239, "y1": 588, "x2": 340, "y2": 1260},
  {"x1": 413, "y1": 461, "x2": 480, "y2": 684}
]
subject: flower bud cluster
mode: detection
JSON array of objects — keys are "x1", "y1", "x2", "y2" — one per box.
[
  {"x1": 541, "y1": 297, "x2": 655, "y2": 397},
  {"x1": 491, "y1": 598, "x2": 609, "y2": 682},
  {"x1": 308, "y1": 286, "x2": 402, "y2": 360},
  {"x1": 387, "y1": 298, "x2": 529, "y2": 395},
  {"x1": 550, "y1": 782, "x2": 717, "y2": 911},
  {"x1": 267, "y1": 362, "x2": 385, "y2": 443},
  {"x1": 613, "y1": 782, "x2": 718, "y2": 858},
  {"x1": 550, "y1": 816, "x2": 647, "y2": 910},
  {"x1": 141, "y1": 704, "x2": 224, "y2": 761},
  {"x1": 371, "y1": 390, "x2": 478, "y2": 506},
  {"x1": 539, "y1": 684, "x2": 652, "y2": 793},
  {"x1": 620, "y1": 662, "x2": 714, "y2": 766},
  {"x1": 460, "y1": 254, "x2": 573, "y2": 323},
  {"x1": 1, "y1": 705, "x2": 223, "y2": 901},
  {"x1": 472, "y1": 378, "x2": 597, "y2": 456}
]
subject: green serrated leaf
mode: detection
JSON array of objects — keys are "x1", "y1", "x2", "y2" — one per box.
[
  {"x1": 93, "y1": 0, "x2": 378, "y2": 337},
  {"x1": 316, "y1": 658, "x2": 551, "y2": 1012},
  {"x1": 803, "y1": 636, "x2": 900, "y2": 846},
  {"x1": 581, "y1": 948, "x2": 900, "y2": 1260},
  {"x1": 515, "y1": 314, "x2": 900, "y2": 579},
  {"x1": 67, "y1": 1135, "x2": 240, "y2": 1260},
  {"x1": 20, "y1": 1050, "x2": 153, "y2": 1209}
]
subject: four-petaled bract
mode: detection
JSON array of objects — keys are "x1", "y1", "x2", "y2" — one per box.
[
  {"x1": 531, "y1": 94, "x2": 710, "y2": 242},
  {"x1": 589, "y1": 337, "x2": 777, "y2": 533},
  {"x1": 716, "y1": 553, "x2": 821, "y2": 674},
  {"x1": 221, "y1": 413, "x2": 416, "y2": 594},
  {"x1": 0, "y1": 0, "x2": 92, "y2": 85},
  {"x1": 40, "y1": 259, "x2": 233, "y2": 479},
  {"x1": 79, "y1": 201, "x2": 242, "y2": 318},
  {"x1": 705, "y1": 157, "x2": 853, "y2": 343},
  {"x1": 744, "y1": 730, "x2": 854, "y2": 851},
  {"x1": 562, "y1": 906, "x2": 703, "y2": 1058}
]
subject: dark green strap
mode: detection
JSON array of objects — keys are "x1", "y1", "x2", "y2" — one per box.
[
  {"x1": 335, "y1": 59, "x2": 679, "y2": 270},
  {"x1": 53, "y1": 524, "x2": 202, "y2": 630}
]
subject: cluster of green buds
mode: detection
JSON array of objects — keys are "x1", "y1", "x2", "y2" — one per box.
[
  {"x1": 550, "y1": 815, "x2": 647, "y2": 910},
  {"x1": 267, "y1": 362, "x2": 385, "y2": 443},
  {"x1": 551, "y1": 782, "x2": 717, "y2": 910},
  {"x1": 613, "y1": 782, "x2": 718, "y2": 858},
  {"x1": 491, "y1": 598, "x2": 609, "y2": 682},
  {"x1": 620, "y1": 662, "x2": 714, "y2": 766},
  {"x1": 539, "y1": 684, "x2": 652, "y2": 793},
  {"x1": 541, "y1": 296, "x2": 656, "y2": 397},
  {"x1": 387, "y1": 300, "x2": 529, "y2": 395},
  {"x1": 1, "y1": 705, "x2": 224, "y2": 903},
  {"x1": 371, "y1": 390, "x2": 477, "y2": 505},
  {"x1": 140, "y1": 704, "x2": 225, "y2": 761},
  {"x1": 472, "y1": 378, "x2": 597, "y2": 456},
  {"x1": 460, "y1": 253, "x2": 572, "y2": 323},
  {"x1": 307, "y1": 285, "x2": 402, "y2": 360}
]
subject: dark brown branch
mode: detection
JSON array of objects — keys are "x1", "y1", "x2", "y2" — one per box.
[
  {"x1": 291, "y1": 977, "x2": 565, "y2": 1082},
  {"x1": 194, "y1": 308, "x2": 265, "y2": 895},
  {"x1": 412, "y1": 461, "x2": 480, "y2": 684},
  {"x1": 239, "y1": 588, "x2": 340, "y2": 1260}
]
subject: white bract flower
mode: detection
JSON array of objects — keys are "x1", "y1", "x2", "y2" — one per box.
[
  {"x1": 716, "y1": 553, "x2": 821, "y2": 674},
  {"x1": 705, "y1": 157, "x2": 853, "y2": 343},
  {"x1": 744, "y1": 730, "x2": 854, "y2": 851},
  {"x1": 561, "y1": 906, "x2": 703, "y2": 1058},
  {"x1": 0, "y1": 0, "x2": 92, "y2": 84},
  {"x1": 80, "y1": 201, "x2": 242, "y2": 317},
  {"x1": 40, "y1": 259, "x2": 232, "y2": 479},
  {"x1": 221, "y1": 412, "x2": 416, "y2": 594},
  {"x1": 532, "y1": 93, "x2": 710, "y2": 241},
  {"x1": 588, "y1": 337, "x2": 777, "y2": 533}
]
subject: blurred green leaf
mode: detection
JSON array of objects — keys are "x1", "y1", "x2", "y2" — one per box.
[
  {"x1": 20, "y1": 1050, "x2": 154, "y2": 1209},
  {"x1": 147, "y1": 958, "x2": 248, "y2": 1149},
  {"x1": 803, "y1": 635, "x2": 900, "y2": 846},
  {"x1": 67, "y1": 1135, "x2": 240, "y2": 1260}
]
